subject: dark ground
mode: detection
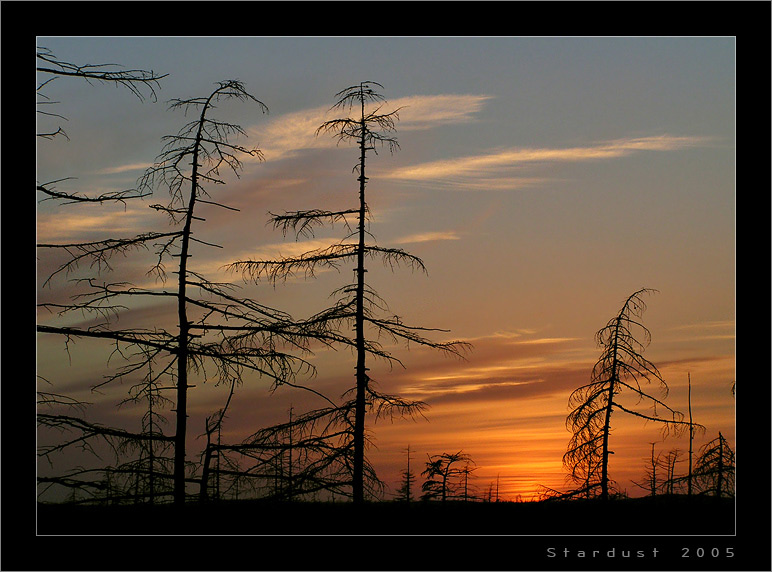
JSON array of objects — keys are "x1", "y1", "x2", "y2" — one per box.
[{"x1": 36, "y1": 494, "x2": 733, "y2": 535}]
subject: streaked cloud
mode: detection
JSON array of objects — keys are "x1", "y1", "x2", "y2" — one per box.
[
  {"x1": 232, "y1": 238, "x2": 337, "y2": 261},
  {"x1": 411, "y1": 176, "x2": 553, "y2": 192},
  {"x1": 36, "y1": 204, "x2": 152, "y2": 243},
  {"x1": 668, "y1": 320, "x2": 735, "y2": 337},
  {"x1": 394, "y1": 230, "x2": 460, "y2": 244},
  {"x1": 382, "y1": 134, "x2": 714, "y2": 189},
  {"x1": 92, "y1": 162, "x2": 153, "y2": 175},
  {"x1": 385, "y1": 332, "x2": 590, "y2": 404}
]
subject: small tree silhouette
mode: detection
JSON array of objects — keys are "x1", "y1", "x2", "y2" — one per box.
[
  {"x1": 395, "y1": 445, "x2": 416, "y2": 502},
  {"x1": 564, "y1": 289, "x2": 695, "y2": 500},
  {"x1": 684, "y1": 372, "x2": 707, "y2": 495},
  {"x1": 662, "y1": 449, "x2": 683, "y2": 495},
  {"x1": 632, "y1": 442, "x2": 661, "y2": 497},
  {"x1": 421, "y1": 451, "x2": 474, "y2": 502},
  {"x1": 459, "y1": 461, "x2": 478, "y2": 501},
  {"x1": 693, "y1": 432, "x2": 735, "y2": 498}
]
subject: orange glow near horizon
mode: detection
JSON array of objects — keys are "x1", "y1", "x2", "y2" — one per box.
[{"x1": 36, "y1": 312, "x2": 735, "y2": 503}]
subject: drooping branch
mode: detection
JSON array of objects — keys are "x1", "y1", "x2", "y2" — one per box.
[
  {"x1": 37, "y1": 324, "x2": 178, "y2": 356},
  {"x1": 228, "y1": 243, "x2": 360, "y2": 283},
  {"x1": 37, "y1": 412, "x2": 175, "y2": 464},
  {"x1": 37, "y1": 231, "x2": 184, "y2": 288},
  {"x1": 36, "y1": 48, "x2": 167, "y2": 103},
  {"x1": 269, "y1": 209, "x2": 360, "y2": 239}
]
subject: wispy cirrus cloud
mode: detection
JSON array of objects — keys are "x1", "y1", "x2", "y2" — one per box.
[
  {"x1": 381, "y1": 332, "x2": 588, "y2": 404},
  {"x1": 665, "y1": 319, "x2": 736, "y2": 343},
  {"x1": 92, "y1": 162, "x2": 153, "y2": 175},
  {"x1": 394, "y1": 230, "x2": 460, "y2": 244},
  {"x1": 248, "y1": 94, "x2": 493, "y2": 162},
  {"x1": 36, "y1": 204, "x2": 152, "y2": 243},
  {"x1": 382, "y1": 134, "x2": 715, "y2": 189}
]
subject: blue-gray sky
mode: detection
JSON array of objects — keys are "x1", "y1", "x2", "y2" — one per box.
[{"x1": 37, "y1": 36, "x2": 735, "y2": 500}]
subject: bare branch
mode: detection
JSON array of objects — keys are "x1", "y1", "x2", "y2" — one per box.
[
  {"x1": 37, "y1": 231, "x2": 184, "y2": 288},
  {"x1": 37, "y1": 48, "x2": 167, "y2": 102},
  {"x1": 269, "y1": 209, "x2": 360, "y2": 239}
]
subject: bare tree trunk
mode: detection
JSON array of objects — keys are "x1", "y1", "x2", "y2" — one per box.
[
  {"x1": 173, "y1": 117, "x2": 199, "y2": 505},
  {"x1": 287, "y1": 407, "x2": 293, "y2": 501},
  {"x1": 716, "y1": 432, "x2": 724, "y2": 497},
  {"x1": 200, "y1": 427, "x2": 214, "y2": 502},
  {"x1": 405, "y1": 445, "x2": 412, "y2": 502},
  {"x1": 173, "y1": 93, "x2": 210, "y2": 504},
  {"x1": 215, "y1": 424, "x2": 221, "y2": 500},
  {"x1": 146, "y1": 363, "x2": 155, "y2": 503},
  {"x1": 352, "y1": 103, "x2": 369, "y2": 504},
  {"x1": 667, "y1": 452, "x2": 676, "y2": 494},
  {"x1": 687, "y1": 372, "x2": 694, "y2": 496},
  {"x1": 600, "y1": 319, "x2": 621, "y2": 501}
]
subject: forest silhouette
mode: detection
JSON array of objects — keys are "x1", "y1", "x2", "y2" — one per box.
[{"x1": 36, "y1": 48, "x2": 736, "y2": 540}]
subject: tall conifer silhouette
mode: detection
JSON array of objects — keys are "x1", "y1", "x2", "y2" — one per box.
[
  {"x1": 229, "y1": 82, "x2": 469, "y2": 502},
  {"x1": 39, "y1": 81, "x2": 318, "y2": 505},
  {"x1": 564, "y1": 288, "x2": 694, "y2": 500}
]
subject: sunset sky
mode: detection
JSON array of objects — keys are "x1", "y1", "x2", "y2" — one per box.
[{"x1": 36, "y1": 36, "x2": 735, "y2": 502}]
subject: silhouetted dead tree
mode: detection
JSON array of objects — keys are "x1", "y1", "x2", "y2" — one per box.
[
  {"x1": 36, "y1": 47, "x2": 166, "y2": 204},
  {"x1": 693, "y1": 432, "x2": 735, "y2": 498},
  {"x1": 633, "y1": 375, "x2": 706, "y2": 498},
  {"x1": 120, "y1": 357, "x2": 174, "y2": 502},
  {"x1": 38, "y1": 80, "x2": 322, "y2": 505},
  {"x1": 199, "y1": 375, "x2": 237, "y2": 502},
  {"x1": 395, "y1": 445, "x2": 416, "y2": 502},
  {"x1": 228, "y1": 81, "x2": 470, "y2": 503},
  {"x1": 564, "y1": 289, "x2": 696, "y2": 500},
  {"x1": 421, "y1": 451, "x2": 474, "y2": 502},
  {"x1": 459, "y1": 461, "x2": 478, "y2": 501},
  {"x1": 632, "y1": 442, "x2": 664, "y2": 497},
  {"x1": 662, "y1": 449, "x2": 684, "y2": 495},
  {"x1": 684, "y1": 372, "x2": 707, "y2": 495}
]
